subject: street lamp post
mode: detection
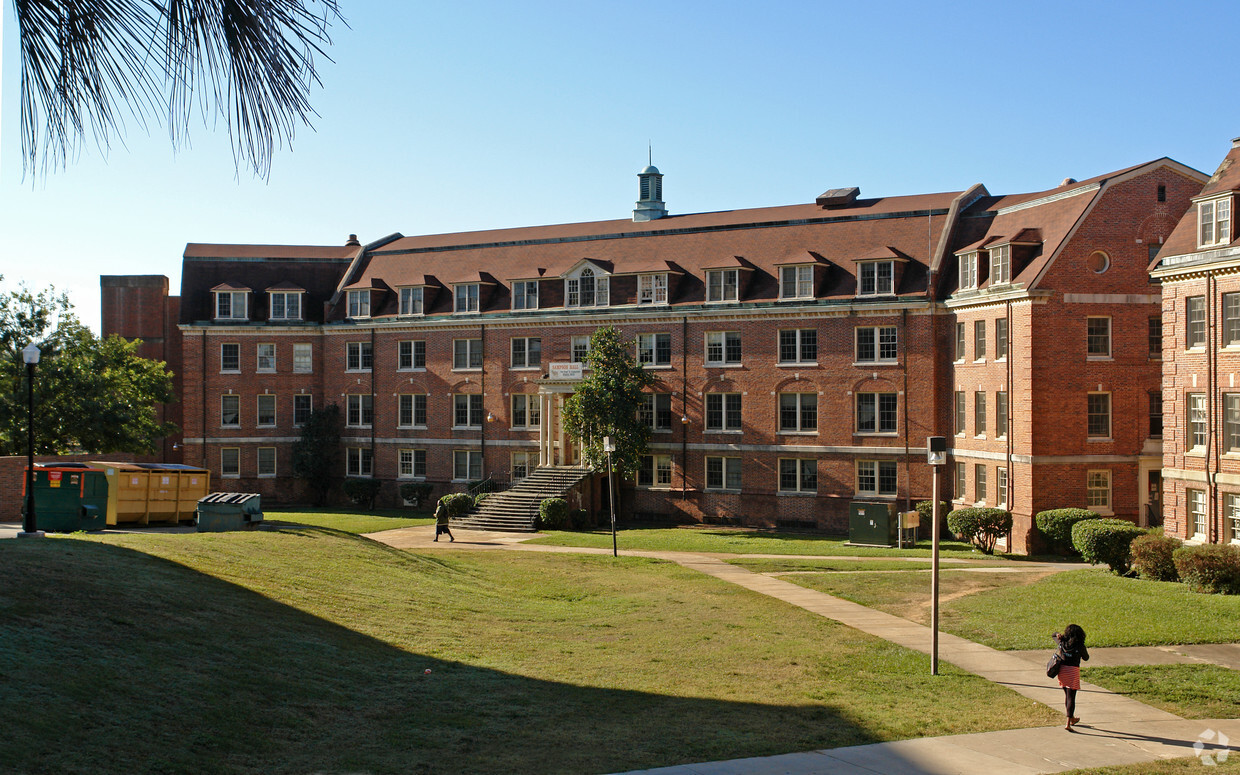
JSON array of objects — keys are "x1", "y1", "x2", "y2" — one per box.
[
  {"x1": 20, "y1": 343, "x2": 43, "y2": 538},
  {"x1": 603, "y1": 435, "x2": 617, "y2": 558},
  {"x1": 926, "y1": 436, "x2": 947, "y2": 675}
]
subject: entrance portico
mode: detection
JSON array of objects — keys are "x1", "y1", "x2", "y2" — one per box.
[{"x1": 537, "y1": 372, "x2": 582, "y2": 467}]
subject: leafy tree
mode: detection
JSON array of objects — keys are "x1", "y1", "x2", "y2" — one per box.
[
  {"x1": 562, "y1": 326, "x2": 656, "y2": 483},
  {"x1": 291, "y1": 403, "x2": 341, "y2": 505},
  {"x1": 15, "y1": 0, "x2": 342, "y2": 177},
  {"x1": 0, "y1": 280, "x2": 176, "y2": 455}
]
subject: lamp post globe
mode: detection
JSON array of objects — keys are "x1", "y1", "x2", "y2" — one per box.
[{"x1": 20, "y1": 343, "x2": 43, "y2": 538}]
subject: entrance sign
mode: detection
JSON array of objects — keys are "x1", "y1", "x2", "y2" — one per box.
[{"x1": 549, "y1": 362, "x2": 582, "y2": 380}]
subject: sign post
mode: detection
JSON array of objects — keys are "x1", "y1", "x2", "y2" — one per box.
[
  {"x1": 604, "y1": 436, "x2": 617, "y2": 557},
  {"x1": 927, "y1": 436, "x2": 946, "y2": 676}
]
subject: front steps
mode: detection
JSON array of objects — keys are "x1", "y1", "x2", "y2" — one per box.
[{"x1": 451, "y1": 466, "x2": 592, "y2": 532}]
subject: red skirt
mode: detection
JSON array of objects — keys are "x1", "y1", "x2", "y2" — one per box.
[{"x1": 1058, "y1": 665, "x2": 1080, "y2": 690}]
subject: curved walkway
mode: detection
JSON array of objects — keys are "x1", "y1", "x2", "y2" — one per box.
[{"x1": 370, "y1": 526, "x2": 1239, "y2": 775}]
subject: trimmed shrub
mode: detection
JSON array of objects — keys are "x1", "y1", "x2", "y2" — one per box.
[
  {"x1": 343, "y1": 478, "x2": 382, "y2": 510},
  {"x1": 438, "y1": 492, "x2": 474, "y2": 518},
  {"x1": 915, "y1": 500, "x2": 950, "y2": 539},
  {"x1": 538, "y1": 497, "x2": 570, "y2": 530},
  {"x1": 946, "y1": 507, "x2": 1012, "y2": 554},
  {"x1": 1036, "y1": 509, "x2": 1100, "y2": 552},
  {"x1": 1071, "y1": 518, "x2": 1146, "y2": 574},
  {"x1": 1173, "y1": 544, "x2": 1240, "y2": 594},
  {"x1": 474, "y1": 492, "x2": 490, "y2": 505},
  {"x1": 398, "y1": 482, "x2": 433, "y2": 507},
  {"x1": 1130, "y1": 531, "x2": 1182, "y2": 582}
]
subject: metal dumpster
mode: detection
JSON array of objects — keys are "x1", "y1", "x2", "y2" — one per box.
[
  {"x1": 91, "y1": 462, "x2": 210, "y2": 526},
  {"x1": 196, "y1": 492, "x2": 263, "y2": 532},
  {"x1": 22, "y1": 465, "x2": 109, "y2": 532},
  {"x1": 848, "y1": 501, "x2": 898, "y2": 547}
]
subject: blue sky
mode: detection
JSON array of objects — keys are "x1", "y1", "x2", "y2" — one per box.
[{"x1": 2, "y1": 1, "x2": 1237, "y2": 331}]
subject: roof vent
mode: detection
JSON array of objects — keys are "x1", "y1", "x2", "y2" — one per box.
[
  {"x1": 1060, "y1": 177, "x2": 1077, "y2": 187},
  {"x1": 816, "y1": 187, "x2": 859, "y2": 209},
  {"x1": 346, "y1": 234, "x2": 361, "y2": 247}
]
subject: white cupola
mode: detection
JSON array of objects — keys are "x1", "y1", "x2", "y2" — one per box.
[{"x1": 633, "y1": 164, "x2": 667, "y2": 222}]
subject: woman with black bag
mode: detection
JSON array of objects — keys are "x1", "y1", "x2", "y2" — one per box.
[{"x1": 1052, "y1": 624, "x2": 1089, "y2": 730}]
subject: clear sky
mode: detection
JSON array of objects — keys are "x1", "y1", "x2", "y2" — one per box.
[{"x1": 2, "y1": 0, "x2": 1238, "y2": 332}]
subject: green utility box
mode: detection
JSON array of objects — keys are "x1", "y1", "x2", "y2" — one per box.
[
  {"x1": 848, "y1": 501, "x2": 899, "y2": 547},
  {"x1": 22, "y1": 464, "x2": 109, "y2": 532},
  {"x1": 196, "y1": 492, "x2": 263, "y2": 532}
]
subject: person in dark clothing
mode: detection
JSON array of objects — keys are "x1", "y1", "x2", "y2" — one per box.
[
  {"x1": 1054, "y1": 624, "x2": 1089, "y2": 730},
  {"x1": 433, "y1": 501, "x2": 454, "y2": 542}
]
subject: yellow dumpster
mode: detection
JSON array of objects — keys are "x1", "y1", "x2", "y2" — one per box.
[{"x1": 90, "y1": 462, "x2": 211, "y2": 526}]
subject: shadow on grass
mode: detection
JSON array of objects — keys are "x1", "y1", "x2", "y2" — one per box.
[{"x1": 0, "y1": 537, "x2": 902, "y2": 775}]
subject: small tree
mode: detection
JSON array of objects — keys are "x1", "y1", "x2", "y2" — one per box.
[
  {"x1": 946, "y1": 507, "x2": 1012, "y2": 554},
  {"x1": 292, "y1": 404, "x2": 341, "y2": 506}
]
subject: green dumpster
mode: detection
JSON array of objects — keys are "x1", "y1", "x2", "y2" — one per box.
[
  {"x1": 22, "y1": 464, "x2": 109, "y2": 532},
  {"x1": 196, "y1": 492, "x2": 263, "y2": 532},
  {"x1": 848, "y1": 501, "x2": 898, "y2": 547}
]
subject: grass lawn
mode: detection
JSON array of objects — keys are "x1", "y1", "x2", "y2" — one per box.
[
  {"x1": 530, "y1": 525, "x2": 993, "y2": 558},
  {"x1": 0, "y1": 528, "x2": 1059, "y2": 774},
  {"x1": 264, "y1": 505, "x2": 433, "y2": 534},
  {"x1": 781, "y1": 568, "x2": 1240, "y2": 649},
  {"x1": 1083, "y1": 665, "x2": 1240, "y2": 719}
]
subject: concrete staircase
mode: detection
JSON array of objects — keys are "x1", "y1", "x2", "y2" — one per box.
[{"x1": 451, "y1": 466, "x2": 593, "y2": 532}]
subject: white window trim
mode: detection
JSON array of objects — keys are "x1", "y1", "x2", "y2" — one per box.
[
  {"x1": 454, "y1": 283, "x2": 481, "y2": 314},
  {"x1": 779, "y1": 265, "x2": 815, "y2": 300},
  {"x1": 398, "y1": 286, "x2": 426, "y2": 317},
  {"x1": 1087, "y1": 391, "x2": 1112, "y2": 441},
  {"x1": 958, "y1": 252, "x2": 978, "y2": 291},
  {"x1": 347, "y1": 289, "x2": 371, "y2": 319},
  {"x1": 855, "y1": 392, "x2": 898, "y2": 436},
  {"x1": 858, "y1": 260, "x2": 895, "y2": 296},
  {"x1": 346, "y1": 447, "x2": 374, "y2": 478},
  {"x1": 510, "y1": 394, "x2": 542, "y2": 431},
  {"x1": 292, "y1": 394, "x2": 313, "y2": 427},
  {"x1": 636, "y1": 332, "x2": 672, "y2": 368},
  {"x1": 989, "y1": 245, "x2": 1011, "y2": 285},
  {"x1": 705, "y1": 269, "x2": 740, "y2": 303},
  {"x1": 1087, "y1": 316, "x2": 1113, "y2": 360},
  {"x1": 220, "y1": 394, "x2": 240, "y2": 428},
  {"x1": 1085, "y1": 469, "x2": 1113, "y2": 516},
  {"x1": 397, "y1": 394, "x2": 428, "y2": 430},
  {"x1": 1188, "y1": 488, "x2": 1207, "y2": 540},
  {"x1": 292, "y1": 343, "x2": 313, "y2": 374},
  {"x1": 220, "y1": 447, "x2": 241, "y2": 478},
  {"x1": 778, "y1": 392, "x2": 818, "y2": 435},
  {"x1": 452, "y1": 338, "x2": 483, "y2": 371},
  {"x1": 346, "y1": 394, "x2": 373, "y2": 429},
  {"x1": 637, "y1": 273, "x2": 670, "y2": 305},
  {"x1": 563, "y1": 266, "x2": 610, "y2": 309},
  {"x1": 256, "y1": 394, "x2": 277, "y2": 428},
  {"x1": 855, "y1": 459, "x2": 898, "y2": 497},
  {"x1": 220, "y1": 342, "x2": 241, "y2": 374},
  {"x1": 398, "y1": 448, "x2": 427, "y2": 480},
  {"x1": 704, "y1": 331, "x2": 742, "y2": 367},
  {"x1": 777, "y1": 458, "x2": 817, "y2": 495},
  {"x1": 511, "y1": 280, "x2": 539, "y2": 311},
  {"x1": 453, "y1": 394, "x2": 484, "y2": 430},
  {"x1": 346, "y1": 342, "x2": 373, "y2": 373},
  {"x1": 777, "y1": 328, "x2": 818, "y2": 366},
  {"x1": 215, "y1": 291, "x2": 248, "y2": 320},
  {"x1": 256, "y1": 447, "x2": 277, "y2": 478},
  {"x1": 511, "y1": 337, "x2": 542, "y2": 370},
  {"x1": 704, "y1": 393, "x2": 743, "y2": 433},
  {"x1": 268, "y1": 291, "x2": 302, "y2": 321},
  {"x1": 397, "y1": 340, "x2": 427, "y2": 372},
  {"x1": 256, "y1": 343, "x2": 276, "y2": 373},
  {"x1": 452, "y1": 450, "x2": 483, "y2": 482},
  {"x1": 637, "y1": 454, "x2": 674, "y2": 489},
  {"x1": 704, "y1": 456, "x2": 742, "y2": 492},
  {"x1": 1199, "y1": 196, "x2": 1233, "y2": 249},
  {"x1": 855, "y1": 325, "x2": 899, "y2": 365}
]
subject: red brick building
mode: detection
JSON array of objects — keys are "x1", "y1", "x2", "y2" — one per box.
[
  {"x1": 1151, "y1": 137, "x2": 1240, "y2": 545},
  {"x1": 104, "y1": 159, "x2": 1206, "y2": 551}
]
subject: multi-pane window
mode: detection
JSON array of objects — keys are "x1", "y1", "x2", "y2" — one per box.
[
  {"x1": 221, "y1": 343, "x2": 240, "y2": 372},
  {"x1": 257, "y1": 447, "x2": 276, "y2": 477},
  {"x1": 974, "y1": 320, "x2": 986, "y2": 360},
  {"x1": 293, "y1": 343, "x2": 312, "y2": 373},
  {"x1": 975, "y1": 464, "x2": 987, "y2": 502},
  {"x1": 398, "y1": 394, "x2": 428, "y2": 428},
  {"x1": 1199, "y1": 197, "x2": 1232, "y2": 247},
  {"x1": 570, "y1": 336, "x2": 591, "y2": 364},
  {"x1": 1225, "y1": 294, "x2": 1240, "y2": 346},
  {"x1": 639, "y1": 393, "x2": 673, "y2": 431},
  {"x1": 954, "y1": 462, "x2": 966, "y2": 500},
  {"x1": 215, "y1": 291, "x2": 247, "y2": 320},
  {"x1": 347, "y1": 394, "x2": 373, "y2": 427},
  {"x1": 705, "y1": 393, "x2": 742, "y2": 431},
  {"x1": 856, "y1": 392, "x2": 897, "y2": 434},
  {"x1": 399, "y1": 449, "x2": 427, "y2": 478},
  {"x1": 780, "y1": 265, "x2": 814, "y2": 299},
  {"x1": 511, "y1": 337, "x2": 542, "y2": 368},
  {"x1": 347, "y1": 447, "x2": 373, "y2": 477},
  {"x1": 955, "y1": 323, "x2": 966, "y2": 362},
  {"x1": 269, "y1": 292, "x2": 301, "y2": 320},
  {"x1": 1189, "y1": 393, "x2": 1207, "y2": 450},
  {"x1": 958, "y1": 252, "x2": 978, "y2": 290},
  {"x1": 1087, "y1": 393, "x2": 1111, "y2": 439},
  {"x1": 974, "y1": 391, "x2": 987, "y2": 435},
  {"x1": 293, "y1": 394, "x2": 312, "y2": 426},
  {"x1": 454, "y1": 284, "x2": 480, "y2": 313},
  {"x1": 1086, "y1": 470, "x2": 1111, "y2": 510},
  {"x1": 1087, "y1": 317, "x2": 1111, "y2": 357},
  {"x1": 347, "y1": 290, "x2": 370, "y2": 318},
  {"x1": 511, "y1": 394, "x2": 541, "y2": 429},
  {"x1": 954, "y1": 391, "x2": 966, "y2": 435},
  {"x1": 1228, "y1": 494, "x2": 1240, "y2": 543},
  {"x1": 347, "y1": 342, "x2": 372, "y2": 371},
  {"x1": 705, "y1": 332, "x2": 742, "y2": 365},
  {"x1": 1227, "y1": 394, "x2": 1240, "y2": 451},
  {"x1": 995, "y1": 318, "x2": 1008, "y2": 359},
  {"x1": 512, "y1": 280, "x2": 539, "y2": 310},
  {"x1": 221, "y1": 394, "x2": 240, "y2": 427},
  {"x1": 856, "y1": 326, "x2": 897, "y2": 362},
  {"x1": 859, "y1": 261, "x2": 894, "y2": 295},
  {"x1": 638, "y1": 455, "x2": 673, "y2": 487},
  {"x1": 995, "y1": 391, "x2": 1008, "y2": 438},
  {"x1": 779, "y1": 459, "x2": 817, "y2": 493},
  {"x1": 1148, "y1": 317, "x2": 1162, "y2": 359},
  {"x1": 566, "y1": 268, "x2": 608, "y2": 307},
  {"x1": 778, "y1": 329, "x2": 817, "y2": 363},
  {"x1": 454, "y1": 394, "x2": 483, "y2": 428},
  {"x1": 638, "y1": 274, "x2": 668, "y2": 305},
  {"x1": 1188, "y1": 488, "x2": 1206, "y2": 537},
  {"x1": 399, "y1": 340, "x2": 426, "y2": 370},
  {"x1": 221, "y1": 448, "x2": 240, "y2": 477},
  {"x1": 706, "y1": 269, "x2": 739, "y2": 302},
  {"x1": 257, "y1": 394, "x2": 276, "y2": 427},
  {"x1": 1187, "y1": 296, "x2": 1206, "y2": 348},
  {"x1": 1148, "y1": 391, "x2": 1163, "y2": 438},
  {"x1": 705, "y1": 457, "x2": 742, "y2": 490},
  {"x1": 997, "y1": 467, "x2": 1008, "y2": 506},
  {"x1": 990, "y1": 245, "x2": 1010, "y2": 284},
  {"x1": 779, "y1": 392, "x2": 818, "y2": 432},
  {"x1": 511, "y1": 451, "x2": 534, "y2": 481},
  {"x1": 453, "y1": 450, "x2": 482, "y2": 481},
  {"x1": 637, "y1": 333, "x2": 672, "y2": 366},
  {"x1": 257, "y1": 343, "x2": 276, "y2": 372},
  {"x1": 453, "y1": 338, "x2": 482, "y2": 369},
  {"x1": 400, "y1": 286, "x2": 424, "y2": 316},
  {"x1": 856, "y1": 460, "x2": 897, "y2": 496}
]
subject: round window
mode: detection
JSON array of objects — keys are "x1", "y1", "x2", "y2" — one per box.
[{"x1": 1087, "y1": 251, "x2": 1110, "y2": 274}]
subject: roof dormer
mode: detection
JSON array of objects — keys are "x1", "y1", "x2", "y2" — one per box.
[
  {"x1": 562, "y1": 260, "x2": 612, "y2": 308},
  {"x1": 1198, "y1": 193, "x2": 1234, "y2": 249}
]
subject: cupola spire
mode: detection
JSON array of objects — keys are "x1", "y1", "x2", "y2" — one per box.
[{"x1": 633, "y1": 156, "x2": 667, "y2": 222}]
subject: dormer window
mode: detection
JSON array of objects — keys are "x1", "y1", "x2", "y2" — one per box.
[
  {"x1": 638, "y1": 273, "x2": 668, "y2": 305},
  {"x1": 347, "y1": 289, "x2": 370, "y2": 318},
  {"x1": 512, "y1": 280, "x2": 539, "y2": 310},
  {"x1": 214, "y1": 290, "x2": 248, "y2": 320},
  {"x1": 1200, "y1": 196, "x2": 1233, "y2": 248},
  {"x1": 399, "y1": 287, "x2": 424, "y2": 316},
  {"x1": 454, "y1": 284, "x2": 480, "y2": 313},
  {"x1": 990, "y1": 245, "x2": 1010, "y2": 285},
  {"x1": 566, "y1": 266, "x2": 609, "y2": 308},
  {"x1": 269, "y1": 291, "x2": 302, "y2": 321},
  {"x1": 779, "y1": 265, "x2": 814, "y2": 300},
  {"x1": 958, "y1": 252, "x2": 978, "y2": 290},
  {"x1": 706, "y1": 269, "x2": 739, "y2": 302},
  {"x1": 858, "y1": 261, "x2": 894, "y2": 296}
]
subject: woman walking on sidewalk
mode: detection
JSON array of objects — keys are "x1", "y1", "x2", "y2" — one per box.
[{"x1": 1054, "y1": 624, "x2": 1089, "y2": 730}]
